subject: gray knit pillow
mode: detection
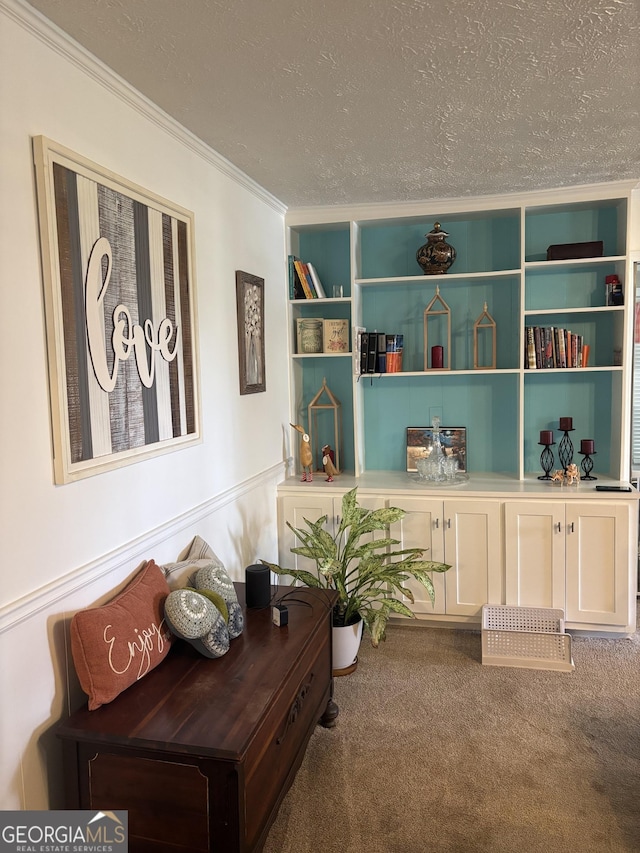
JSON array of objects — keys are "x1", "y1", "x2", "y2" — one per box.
[
  {"x1": 164, "y1": 589, "x2": 230, "y2": 659},
  {"x1": 194, "y1": 564, "x2": 244, "y2": 639}
]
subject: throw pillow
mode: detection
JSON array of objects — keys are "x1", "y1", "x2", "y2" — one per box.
[
  {"x1": 162, "y1": 535, "x2": 244, "y2": 638},
  {"x1": 70, "y1": 559, "x2": 173, "y2": 710},
  {"x1": 164, "y1": 588, "x2": 230, "y2": 658}
]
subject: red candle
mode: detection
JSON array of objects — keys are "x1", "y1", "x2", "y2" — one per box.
[
  {"x1": 431, "y1": 345, "x2": 444, "y2": 369},
  {"x1": 540, "y1": 430, "x2": 554, "y2": 445},
  {"x1": 580, "y1": 439, "x2": 594, "y2": 454},
  {"x1": 559, "y1": 417, "x2": 573, "y2": 431}
]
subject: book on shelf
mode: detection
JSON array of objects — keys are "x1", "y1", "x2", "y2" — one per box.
[
  {"x1": 307, "y1": 263, "x2": 326, "y2": 298},
  {"x1": 366, "y1": 331, "x2": 378, "y2": 373},
  {"x1": 355, "y1": 329, "x2": 404, "y2": 373},
  {"x1": 288, "y1": 255, "x2": 305, "y2": 300},
  {"x1": 323, "y1": 319, "x2": 349, "y2": 353},
  {"x1": 376, "y1": 332, "x2": 387, "y2": 373},
  {"x1": 524, "y1": 325, "x2": 587, "y2": 369},
  {"x1": 525, "y1": 326, "x2": 536, "y2": 369},
  {"x1": 293, "y1": 260, "x2": 316, "y2": 298},
  {"x1": 385, "y1": 334, "x2": 404, "y2": 373},
  {"x1": 359, "y1": 331, "x2": 370, "y2": 374}
]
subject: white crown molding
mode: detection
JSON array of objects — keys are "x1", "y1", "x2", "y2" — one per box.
[
  {"x1": 286, "y1": 179, "x2": 640, "y2": 227},
  {"x1": 0, "y1": 461, "x2": 285, "y2": 633},
  {"x1": 1, "y1": 0, "x2": 287, "y2": 216}
]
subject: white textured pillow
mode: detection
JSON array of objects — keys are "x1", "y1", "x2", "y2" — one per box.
[{"x1": 162, "y1": 535, "x2": 225, "y2": 589}]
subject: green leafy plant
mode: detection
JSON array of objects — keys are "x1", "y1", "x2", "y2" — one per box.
[{"x1": 261, "y1": 487, "x2": 451, "y2": 647}]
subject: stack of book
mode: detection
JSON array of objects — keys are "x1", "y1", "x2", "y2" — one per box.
[
  {"x1": 524, "y1": 326, "x2": 589, "y2": 369},
  {"x1": 356, "y1": 331, "x2": 404, "y2": 374},
  {"x1": 288, "y1": 255, "x2": 326, "y2": 299}
]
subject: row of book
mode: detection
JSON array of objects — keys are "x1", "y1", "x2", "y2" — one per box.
[
  {"x1": 356, "y1": 331, "x2": 404, "y2": 374},
  {"x1": 288, "y1": 255, "x2": 326, "y2": 299},
  {"x1": 525, "y1": 326, "x2": 590, "y2": 369}
]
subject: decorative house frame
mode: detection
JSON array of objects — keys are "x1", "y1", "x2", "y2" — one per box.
[
  {"x1": 33, "y1": 136, "x2": 201, "y2": 483},
  {"x1": 423, "y1": 285, "x2": 451, "y2": 370},
  {"x1": 308, "y1": 378, "x2": 342, "y2": 472},
  {"x1": 473, "y1": 302, "x2": 497, "y2": 369}
]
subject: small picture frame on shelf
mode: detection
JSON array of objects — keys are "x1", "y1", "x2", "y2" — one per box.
[
  {"x1": 323, "y1": 319, "x2": 349, "y2": 353},
  {"x1": 406, "y1": 427, "x2": 467, "y2": 472}
]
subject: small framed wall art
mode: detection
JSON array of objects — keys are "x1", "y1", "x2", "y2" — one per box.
[
  {"x1": 406, "y1": 427, "x2": 467, "y2": 472},
  {"x1": 33, "y1": 136, "x2": 201, "y2": 484},
  {"x1": 236, "y1": 270, "x2": 266, "y2": 394}
]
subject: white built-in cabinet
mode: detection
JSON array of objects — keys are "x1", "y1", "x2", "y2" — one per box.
[
  {"x1": 504, "y1": 499, "x2": 633, "y2": 628},
  {"x1": 279, "y1": 181, "x2": 640, "y2": 637},
  {"x1": 277, "y1": 480, "x2": 638, "y2": 635}
]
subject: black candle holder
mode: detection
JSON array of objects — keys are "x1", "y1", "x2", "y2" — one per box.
[
  {"x1": 579, "y1": 451, "x2": 597, "y2": 480},
  {"x1": 557, "y1": 428, "x2": 574, "y2": 471},
  {"x1": 538, "y1": 441, "x2": 556, "y2": 480}
]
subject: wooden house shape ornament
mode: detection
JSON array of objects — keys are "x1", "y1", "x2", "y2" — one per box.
[
  {"x1": 423, "y1": 285, "x2": 451, "y2": 370},
  {"x1": 473, "y1": 302, "x2": 496, "y2": 369},
  {"x1": 308, "y1": 377, "x2": 342, "y2": 472}
]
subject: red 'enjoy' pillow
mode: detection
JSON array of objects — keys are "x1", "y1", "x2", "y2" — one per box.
[{"x1": 70, "y1": 559, "x2": 173, "y2": 710}]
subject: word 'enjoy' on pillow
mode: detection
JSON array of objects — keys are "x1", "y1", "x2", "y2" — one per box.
[{"x1": 70, "y1": 559, "x2": 173, "y2": 710}]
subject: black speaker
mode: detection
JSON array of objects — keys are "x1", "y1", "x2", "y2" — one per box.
[{"x1": 245, "y1": 564, "x2": 271, "y2": 609}]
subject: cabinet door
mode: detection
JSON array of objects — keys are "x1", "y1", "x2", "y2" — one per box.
[
  {"x1": 278, "y1": 493, "x2": 385, "y2": 577},
  {"x1": 278, "y1": 495, "x2": 338, "y2": 574},
  {"x1": 389, "y1": 498, "x2": 446, "y2": 614},
  {"x1": 565, "y1": 502, "x2": 631, "y2": 627},
  {"x1": 504, "y1": 501, "x2": 565, "y2": 610},
  {"x1": 443, "y1": 499, "x2": 502, "y2": 617}
]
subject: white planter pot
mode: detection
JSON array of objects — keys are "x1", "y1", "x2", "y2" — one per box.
[{"x1": 332, "y1": 617, "x2": 363, "y2": 672}]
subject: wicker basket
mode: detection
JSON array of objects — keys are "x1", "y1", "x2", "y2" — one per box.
[{"x1": 481, "y1": 604, "x2": 574, "y2": 672}]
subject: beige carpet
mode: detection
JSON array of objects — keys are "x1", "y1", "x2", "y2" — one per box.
[{"x1": 263, "y1": 607, "x2": 640, "y2": 853}]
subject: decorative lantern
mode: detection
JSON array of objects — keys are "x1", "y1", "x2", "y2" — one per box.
[
  {"x1": 308, "y1": 378, "x2": 342, "y2": 472},
  {"x1": 473, "y1": 302, "x2": 496, "y2": 369},
  {"x1": 423, "y1": 286, "x2": 451, "y2": 370}
]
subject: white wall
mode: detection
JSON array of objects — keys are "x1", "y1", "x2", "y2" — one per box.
[{"x1": 0, "y1": 0, "x2": 290, "y2": 809}]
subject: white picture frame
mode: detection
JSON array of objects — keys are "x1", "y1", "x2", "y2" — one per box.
[{"x1": 33, "y1": 136, "x2": 201, "y2": 483}]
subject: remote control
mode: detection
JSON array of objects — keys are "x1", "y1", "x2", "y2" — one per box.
[{"x1": 595, "y1": 485, "x2": 633, "y2": 492}]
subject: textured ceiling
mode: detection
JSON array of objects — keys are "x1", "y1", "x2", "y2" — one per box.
[{"x1": 25, "y1": 0, "x2": 640, "y2": 208}]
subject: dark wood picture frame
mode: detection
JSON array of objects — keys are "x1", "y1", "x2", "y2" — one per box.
[{"x1": 236, "y1": 270, "x2": 266, "y2": 394}]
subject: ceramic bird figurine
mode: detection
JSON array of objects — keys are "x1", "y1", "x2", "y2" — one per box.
[
  {"x1": 291, "y1": 423, "x2": 313, "y2": 481},
  {"x1": 322, "y1": 444, "x2": 339, "y2": 482}
]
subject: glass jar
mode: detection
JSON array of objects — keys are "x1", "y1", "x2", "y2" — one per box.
[{"x1": 300, "y1": 319, "x2": 323, "y2": 353}]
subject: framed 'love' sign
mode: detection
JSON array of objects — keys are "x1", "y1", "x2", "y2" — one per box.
[{"x1": 33, "y1": 137, "x2": 201, "y2": 483}]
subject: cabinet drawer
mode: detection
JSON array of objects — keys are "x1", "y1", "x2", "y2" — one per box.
[{"x1": 243, "y1": 636, "x2": 331, "y2": 849}]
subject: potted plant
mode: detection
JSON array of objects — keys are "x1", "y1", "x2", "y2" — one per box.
[{"x1": 261, "y1": 488, "x2": 451, "y2": 671}]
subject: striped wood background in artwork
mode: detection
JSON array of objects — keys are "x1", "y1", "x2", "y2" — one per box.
[{"x1": 52, "y1": 162, "x2": 197, "y2": 466}]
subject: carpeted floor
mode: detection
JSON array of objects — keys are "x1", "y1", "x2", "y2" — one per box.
[{"x1": 263, "y1": 606, "x2": 640, "y2": 853}]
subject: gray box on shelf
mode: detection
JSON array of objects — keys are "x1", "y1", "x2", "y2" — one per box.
[{"x1": 481, "y1": 604, "x2": 574, "y2": 672}]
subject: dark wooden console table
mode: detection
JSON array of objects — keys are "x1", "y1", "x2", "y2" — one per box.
[{"x1": 57, "y1": 584, "x2": 337, "y2": 853}]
